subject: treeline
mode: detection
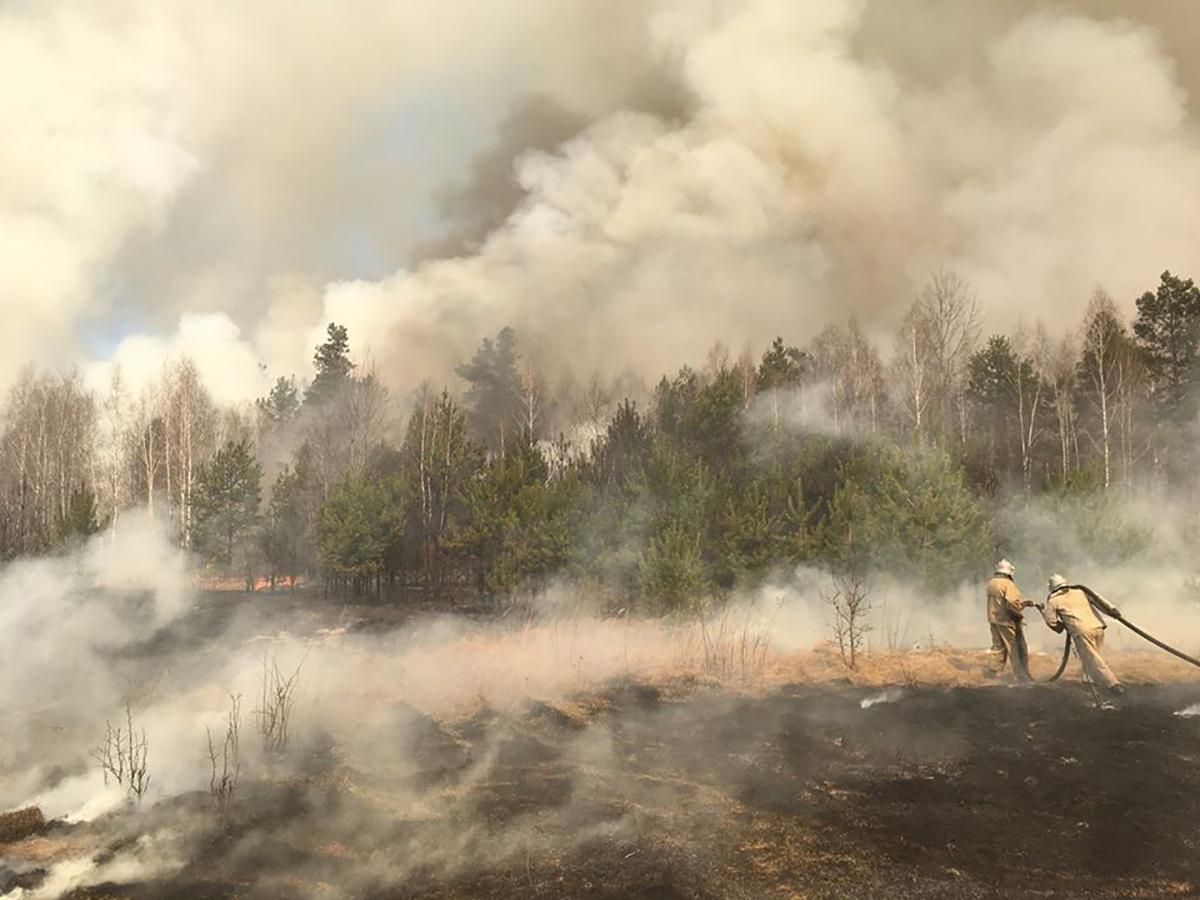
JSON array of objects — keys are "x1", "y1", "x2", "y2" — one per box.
[{"x1": 1, "y1": 270, "x2": 1197, "y2": 607}]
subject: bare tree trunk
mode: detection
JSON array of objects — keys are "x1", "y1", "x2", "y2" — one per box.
[
  {"x1": 518, "y1": 360, "x2": 543, "y2": 438},
  {"x1": 1080, "y1": 290, "x2": 1129, "y2": 493}
]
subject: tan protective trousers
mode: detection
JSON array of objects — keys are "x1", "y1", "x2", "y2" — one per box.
[
  {"x1": 989, "y1": 622, "x2": 1030, "y2": 681},
  {"x1": 1071, "y1": 627, "x2": 1120, "y2": 689}
]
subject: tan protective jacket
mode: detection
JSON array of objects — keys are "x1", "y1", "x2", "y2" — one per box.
[
  {"x1": 987, "y1": 575, "x2": 1024, "y2": 625},
  {"x1": 1040, "y1": 587, "x2": 1105, "y2": 636}
]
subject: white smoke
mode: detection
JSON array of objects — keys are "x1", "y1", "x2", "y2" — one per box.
[
  {"x1": 861, "y1": 689, "x2": 905, "y2": 708},
  {"x1": 0, "y1": 512, "x2": 192, "y2": 809}
]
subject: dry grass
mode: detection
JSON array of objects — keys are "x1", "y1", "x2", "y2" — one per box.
[
  {"x1": 313, "y1": 611, "x2": 1200, "y2": 733},
  {"x1": 0, "y1": 806, "x2": 44, "y2": 843},
  {"x1": 0, "y1": 832, "x2": 97, "y2": 864},
  {"x1": 691, "y1": 604, "x2": 773, "y2": 682},
  {"x1": 758, "y1": 644, "x2": 1200, "y2": 691},
  {"x1": 1100, "y1": 651, "x2": 1200, "y2": 685}
]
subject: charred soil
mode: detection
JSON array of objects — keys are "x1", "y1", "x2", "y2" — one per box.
[{"x1": 7, "y1": 680, "x2": 1200, "y2": 899}]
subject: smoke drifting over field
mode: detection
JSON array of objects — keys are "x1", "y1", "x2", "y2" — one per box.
[
  {"x1": 2, "y1": 1, "x2": 1200, "y2": 402},
  {"x1": 3, "y1": 501, "x2": 1197, "y2": 802},
  {"x1": 2, "y1": 499, "x2": 1199, "y2": 896}
]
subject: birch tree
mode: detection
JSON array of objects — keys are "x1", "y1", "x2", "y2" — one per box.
[
  {"x1": 1079, "y1": 290, "x2": 1138, "y2": 490},
  {"x1": 164, "y1": 359, "x2": 218, "y2": 547}
]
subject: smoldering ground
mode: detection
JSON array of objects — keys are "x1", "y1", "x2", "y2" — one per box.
[
  {"x1": 0, "y1": 519, "x2": 786, "y2": 896},
  {"x1": 8, "y1": 658, "x2": 1200, "y2": 898},
  {"x1": 4, "y1": 513, "x2": 1200, "y2": 898}
]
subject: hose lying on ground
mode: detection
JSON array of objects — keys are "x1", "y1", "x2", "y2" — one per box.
[{"x1": 1028, "y1": 631, "x2": 1072, "y2": 683}]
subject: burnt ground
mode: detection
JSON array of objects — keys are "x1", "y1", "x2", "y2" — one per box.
[{"x1": 6, "y1": 678, "x2": 1200, "y2": 899}]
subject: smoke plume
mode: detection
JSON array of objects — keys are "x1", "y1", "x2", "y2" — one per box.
[{"x1": 3, "y1": 1, "x2": 1200, "y2": 403}]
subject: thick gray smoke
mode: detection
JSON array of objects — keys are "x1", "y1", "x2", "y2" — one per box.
[
  {"x1": 313, "y1": 0, "x2": 1200, "y2": 398},
  {"x1": 5, "y1": 0, "x2": 1200, "y2": 404}
]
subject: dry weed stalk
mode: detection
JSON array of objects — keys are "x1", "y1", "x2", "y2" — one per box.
[
  {"x1": 880, "y1": 600, "x2": 912, "y2": 652},
  {"x1": 90, "y1": 699, "x2": 151, "y2": 803},
  {"x1": 207, "y1": 693, "x2": 241, "y2": 823},
  {"x1": 255, "y1": 653, "x2": 305, "y2": 755},
  {"x1": 697, "y1": 604, "x2": 772, "y2": 682}
]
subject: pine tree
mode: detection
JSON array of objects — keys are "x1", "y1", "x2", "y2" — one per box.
[
  {"x1": 259, "y1": 463, "x2": 309, "y2": 589},
  {"x1": 1133, "y1": 271, "x2": 1200, "y2": 420},
  {"x1": 579, "y1": 400, "x2": 651, "y2": 596},
  {"x1": 1132, "y1": 271, "x2": 1200, "y2": 485},
  {"x1": 305, "y1": 323, "x2": 355, "y2": 406},
  {"x1": 714, "y1": 479, "x2": 783, "y2": 589},
  {"x1": 449, "y1": 433, "x2": 581, "y2": 600},
  {"x1": 318, "y1": 476, "x2": 405, "y2": 596},
  {"x1": 823, "y1": 447, "x2": 991, "y2": 590},
  {"x1": 967, "y1": 335, "x2": 1043, "y2": 490},
  {"x1": 456, "y1": 327, "x2": 523, "y2": 451},
  {"x1": 257, "y1": 376, "x2": 300, "y2": 426},
  {"x1": 589, "y1": 399, "x2": 651, "y2": 494},
  {"x1": 688, "y1": 367, "x2": 748, "y2": 476},
  {"x1": 638, "y1": 521, "x2": 707, "y2": 613},
  {"x1": 756, "y1": 336, "x2": 811, "y2": 439},
  {"x1": 756, "y1": 336, "x2": 810, "y2": 393},
  {"x1": 192, "y1": 440, "x2": 263, "y2": 574}
]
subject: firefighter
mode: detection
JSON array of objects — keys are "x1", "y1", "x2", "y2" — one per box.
[
  {"x1": 1038, "y1": 574, "x2": 1125, "y2": 696},
  {"x1": 987, "y1": 558, "x2": 1032, "y2": 681}
]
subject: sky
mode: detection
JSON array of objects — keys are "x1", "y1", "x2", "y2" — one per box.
[{"x1": 5, "y1": 0, "x2": 1200, "y2": 407}]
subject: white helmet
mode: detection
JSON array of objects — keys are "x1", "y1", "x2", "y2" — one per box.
[
  {"x1": 995, "y1": 559, "x2": 1015, "y2": 577},
  {"x1": 1047, "y1": 573, "x2": 1067, "y2": 593}
]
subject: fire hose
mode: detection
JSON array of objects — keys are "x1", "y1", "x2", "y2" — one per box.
[
  {"x1": 1075, "y1": 584, "x2": 1200, "y2": 669},
  {"x1": 1028, "y1": 630, "x2": 1073, "y2": 683},
  {"x1": 1027, "y1": 584, "x2": 1200, "y2": 682}
]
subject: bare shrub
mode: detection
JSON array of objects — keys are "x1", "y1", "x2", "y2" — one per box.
[
  {"x1": 207, "y1": 693, "x2": 241, "y2": 824},
  {"x1": 90, "y1": 699, "x2": 151, "y2": 803},
  {"x1": 824, "y1": 572, "x2": 872, "y2": 670},
  {"x1": 255, "y1": 653, "x2": 305, "y2": 755}
]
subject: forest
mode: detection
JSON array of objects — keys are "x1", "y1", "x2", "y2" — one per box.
[{"x1": 1, "y1": 269, "x2": 1197, "y2": 609}]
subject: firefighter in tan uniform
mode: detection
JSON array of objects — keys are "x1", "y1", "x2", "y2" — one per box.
[
  {"x1": 987, "y1": 559, "x2": 1031, "y2": 681},
  {"x1": 1038, "y1": 574, "x2": 1125, "y2": 696}
]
